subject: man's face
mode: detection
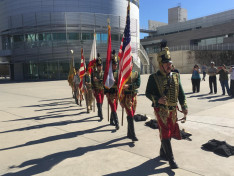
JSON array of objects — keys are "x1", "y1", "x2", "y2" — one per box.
[
  {"x1": 112, "y1": 64, "x2": 117, "y2": 71},
  {"x1": 211, "y1": 64, "x2": 214, "y2": 67},
  {"x1": 161, "y1": 62, "x2": 172, "y2": 74},
  {"x1": 97, "y1": 65, "x2": 102, "y2": 71}
]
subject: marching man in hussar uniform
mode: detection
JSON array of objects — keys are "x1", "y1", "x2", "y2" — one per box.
[
  {"x1": 121, "y1": 58, "x2": 141, "y2": 141},
  {"x1": 145, "y1": 40, "x2": 188, "y2": 169},
  {"x1": 105, "y1": 50, "x2": 119, "y2": 130},
  {"x1": 73, "y1": 68, "x2": 80, "y2": 105},
  {"x1": 91, "y1": 54, "x2": 104, "y2": 121},
  {"x1": 83, "y1": 69, "x2": 94, "y2": 113}
]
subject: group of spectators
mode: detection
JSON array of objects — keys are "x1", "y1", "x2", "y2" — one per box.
[{"x1": 191, "y1": 62, "x2": 234, "y2": 97}]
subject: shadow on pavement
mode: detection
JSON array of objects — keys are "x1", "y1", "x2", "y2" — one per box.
[
  {"x1": 35, "y1": 105, "x2": 78, "y2": 112},
  {"x1": 0, "y1": 124, "x2": 110, "y2": 151},
  {"x1": 0, "y1": 115, "x2": 99, "y2": 134},
  {"x1": 198, "y1": 95, "x2": 222, "y2": 100},
  {"x1": 104, "y1": 157, "x2": 174, "y2": 176},
  {"x1": 21, "y1": 101, "x2": 74, "y2": 108},
  {"x1": 3, "y1": 111, "x2": 86, "y2": 122},
  {"x1": 39, "y1": 97, "x2": 72, "y2": 102},
  {"x1": 187, "y1": 93, "x2": 210, "y2": 98},
  {"x1": 209, "y1": 96, "x2": 232, "y2": 102},
  {"x1": 185, "y1": 92, "x2": 194, "y2": 95},
  {"x1": 3, "y1": 137, "x2": 132, "y2": 176}
]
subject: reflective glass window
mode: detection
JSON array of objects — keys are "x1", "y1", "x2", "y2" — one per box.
[
  {"x1": 53, "y1": 33, "x2": 66, "y2": 40},
  {"x1": 13, "y1": 35, "x2": 24, "y2": 42},
  {"x1": 217, "y1": 37, "x2": 224, "y2": 44},
  {"x1": 25, "y1": 34, "x2": 36, "y2": 42},
  {"x1": 68, "y1": 33, "x2": 80, "y2": 40},
  {"x1": 101, "y1": 34, "x2": 108, "y2": 43},
  {"x1": 111, "y1": 34, "x2": 119, "y2": 41},
  {"x1": 206, "y1": 38, "x2": 216, "y2": 45},
  {"x1": 37, "y1": 33, "x2": 52, "y2": 41},
  {"x1": 82, "y1": 33, "x2": 93, "y2": 40}
]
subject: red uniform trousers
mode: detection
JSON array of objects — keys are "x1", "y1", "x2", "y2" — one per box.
[
  {"x1": 94, "y1": 89, "x2": 104, "y2": 104},
  {"x1": 121, "y1": 93, "x2": 137, "y2": 118},
  {"x1": 154, "y1": 107, "x2": 181, "y2": 140},
  {"x1": 107, "y1": 93, "x2": 118, "y2": 112}
]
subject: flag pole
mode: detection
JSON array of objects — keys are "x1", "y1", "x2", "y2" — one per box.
[
  {"x1": 70, "y1": 50, "x2": 75, "y2": 98},
  {"x1": 122, "y1": 107, "x2": 124, "y2": 126}
]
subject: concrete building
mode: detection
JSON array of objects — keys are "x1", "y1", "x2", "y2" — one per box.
[
  {"x1": 0, "y1": 0, "x2": 146, "y2": 80},
  {"x1": 141, "y1": 8, "x2": 234, "y2": 73},
  {"x1": 168, "y1": 6, "x2": 187, "y2": 24}
]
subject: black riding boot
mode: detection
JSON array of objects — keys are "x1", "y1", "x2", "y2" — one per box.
[
  {"x1": 161, "y1": 139, "x2": 178, "y2": 169},
  {"x1": 97, "y1": 103, "x2": 103, "y2": 121},
  {"x1": 127, "y1": 116, "x2": 138, "y2": 141},
  {"x1": 159, "y1": 143, "x2": 167, "y2": 160},
  {"x1": 126, "y1": 116, "x2": 131, "y2": 139},
  {"x1": 110, "y1": 112, "x2": 115, "y2": 126},
  {"x1": 112, "y1": 112, "x2": 119, "y2": 130}
]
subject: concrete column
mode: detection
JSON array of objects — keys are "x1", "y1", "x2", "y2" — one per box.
[{"x1": 14, "y1": 63, "x2": 24, "y2": 80}]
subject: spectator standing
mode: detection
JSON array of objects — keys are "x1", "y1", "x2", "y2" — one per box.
[
  {"x1": 201, "y1": 64, "x2": 207, "y2": 81},
  {"x1": 191, "y1": 64, "x2": 201, "y2": 93},
  {"x1": 229, "y1": 66, "x2": 234, "y2": 98},
  {"x1": 208, "y1": 62, "x2": 217, "y2": 94},
  {"x1": 217, "y1": 64, "x2": 230, "y2": 96},
  {"x1": 171, "y1": 65, "x2": 179, "y2": 74}
]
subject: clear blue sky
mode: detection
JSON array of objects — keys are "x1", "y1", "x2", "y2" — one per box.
[{"x1": 140, "y1": 0, "x2": 234, "y2": 38}]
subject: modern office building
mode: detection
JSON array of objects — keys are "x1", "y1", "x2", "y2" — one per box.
[
  {"x1": 142, "y1": 7, "x2": 234, "y2": 53},
  {"x1": 0, "y1": 0, "x2": 143, "y2": 80},
  {"x1": 141, "y1": 7, "x2": 234, "y2": 73}
]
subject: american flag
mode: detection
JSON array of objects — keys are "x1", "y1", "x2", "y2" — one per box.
[
  {"x1": 117, "y1": 2, "x2": 132, "y2": 99},
  {"x1": 79, "y1": 48, "x2": 85, "y2": 89},
  {"x1": 118, "y1": 36, "x2": 124, "y2": 60}
]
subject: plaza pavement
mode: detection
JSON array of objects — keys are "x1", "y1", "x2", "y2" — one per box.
[{"x1": 0, "y1": 74, "x2": 234, "y2": 176}]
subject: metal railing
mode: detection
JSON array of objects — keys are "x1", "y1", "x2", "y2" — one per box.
[
  {"x1": 146, "y1": 43, "x2": 234, "y2": 54},
  {"x1": 138, "y1": 44, "x2": 150, "y2": 65}
]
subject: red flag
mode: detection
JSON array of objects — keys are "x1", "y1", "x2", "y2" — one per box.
[
  {"x1": 118, "y1": 2, "x2": 132, "y2": 100},
  {"x1": 103, "y1": 24, "x2": 115, "y2": 89},
  {"x1": 79, "y1": 48, "x2": 86, "y2": 89}
]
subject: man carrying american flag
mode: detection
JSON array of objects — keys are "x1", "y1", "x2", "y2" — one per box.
[{"x1": 118, "y1": 2, "x2": 141, "y2": 141}]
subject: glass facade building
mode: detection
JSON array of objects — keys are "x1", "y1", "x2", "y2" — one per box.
[{"x1": 0, "y1": 0, "x2": 140, "y2": 80}]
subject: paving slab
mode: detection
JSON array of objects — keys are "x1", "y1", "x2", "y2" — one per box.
[{"x1": 1, "y1": 74, "x2": 234, "y2": 176}]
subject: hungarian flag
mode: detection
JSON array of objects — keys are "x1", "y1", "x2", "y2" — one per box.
[
  {"x1": 117, "y1": 2, "x2": 132, "y2": 100},
  {"x1": 88, "y1": 33, "x2": 97, "y2": 75},
  {"x1": 79, "y1": 48, "x2": 86, "y2": 89},
  {"x1": 103, "y1": 24, "x2": 115, "y2": 89}
]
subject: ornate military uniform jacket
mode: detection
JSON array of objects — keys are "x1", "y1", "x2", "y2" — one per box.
[
  {"x1": 91, "y1": 70, "x2": 104, "y2": 104},
  {"x1": 145, "y1": 70, "x2": 187, "y2": 140},
  {"x1": 92, "y1": 70, "x2": 104, "y2": 91},
  {"x1": 146, "y1": 70, "x2": 187, "y2": 110},
  {"x1": 105, "y1": 70, "x2": 119, "y2": 112},
  {"x1": 83, "y1": 73, "x2": 94, "y2": 108},
  {"x1": 122, "y1": 70, "x2": 141, "y2": 117}
]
